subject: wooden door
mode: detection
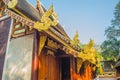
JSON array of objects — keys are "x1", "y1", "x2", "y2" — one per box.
[
  {"x1": 61, "y1": 57, "x2": 71, "y2": 80},
  {"x1": 70, "y1": 57, "x2": 77, "y2": 80},
  {"x1": 38, "y1": 50, "x2": 60, "y2": 80}
]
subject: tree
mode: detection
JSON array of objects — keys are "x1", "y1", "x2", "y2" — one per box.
[
  {"x1": 105, "y1": 1, "x2": 120, "y2": 39},
  {"x1": 101, "y1": 1, "x2": 120, "y2": 61},
  {"x1": 101, "y1": 38, "x2": 120, "y2": 60}
]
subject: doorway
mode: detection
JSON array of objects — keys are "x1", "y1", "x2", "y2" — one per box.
[{"x1": 61, "y1": 57, "x2": 70, "y2": 80}]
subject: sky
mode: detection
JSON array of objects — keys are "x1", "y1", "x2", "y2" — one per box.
[{"x1": 28, "y1": 0, "x2": 119, "y2": 44}]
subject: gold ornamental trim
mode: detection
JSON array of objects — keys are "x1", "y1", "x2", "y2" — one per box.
[
  {"x1": 7, "y1": 0, "x2": 18, "y2": 8},
  {"x1": 5, "y1": 9, "x2": 34, "y2": 27},
  {"x1": 47, "y1": 38, "x2": 61, "y2": 50},
  {"x1": 5, "y1": 5, "x2": 58, "y2": 31},
  {"x1": 33, "y1": 5, "x2": 58, "y2": 31},
  {"x1": 38, "y1": 36, "x2": 47, "y2": 55}
]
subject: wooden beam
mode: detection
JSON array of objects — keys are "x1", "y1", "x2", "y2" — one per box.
[
  {"x1": 0, "y1": 15, "x2": 10, "y2": 22},
  {"x1": 57, "y1": 54, "x2": 72, "y2": 58},
  {"x1": 31, "y1": 30, "x2": 39, "y2": 80}
]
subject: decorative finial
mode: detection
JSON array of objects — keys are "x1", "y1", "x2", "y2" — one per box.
[
  {"x1": 36, "y1": 0, "x2": 44, "y2": 15},
  {"x1": 70, "y1": 31, "x2": 80, "y2": 46},
  {"x1": 36, "y1": 0, "x2": 39, "y2": 2}
]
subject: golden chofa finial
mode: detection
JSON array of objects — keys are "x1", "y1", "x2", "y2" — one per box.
[
  {"x1": 7, "y1": 0, "x2": 18, "y2": 8},
  {"x1": 70, "y1": 31, "x2": 80, "y2": 46},
  {"x1": 88, "y1": 39, "x2": 94, "y2": 48},
  {"x1": 36, "y1": 0, "x2": 44, "y2": 15},
  {"x1": 36, "y1": 0, "x2": 38, "y2": 1},
  {"x1": 33, "y1": 5, "x2": 58, "y2": 31},
  {"x1": 36, "y1": 0, "x2": 40, "y2": 3}
]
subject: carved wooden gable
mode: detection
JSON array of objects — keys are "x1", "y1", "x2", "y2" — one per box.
[{"x1": 12, "y1": 20, "x2": 34, "y2": 38}]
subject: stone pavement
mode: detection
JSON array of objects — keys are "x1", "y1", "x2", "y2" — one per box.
[{"x1": 99, "y1": 78, "x2": 117, "y2": 80}]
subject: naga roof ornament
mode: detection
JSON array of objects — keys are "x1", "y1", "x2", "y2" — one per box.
[{"x1": 33, "y1": 5, "x2": 58, "y2": 31}]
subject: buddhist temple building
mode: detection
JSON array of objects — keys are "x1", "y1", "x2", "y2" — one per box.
[{"x1": 0, "y1": 0, "x2": 99, "y2": 80}]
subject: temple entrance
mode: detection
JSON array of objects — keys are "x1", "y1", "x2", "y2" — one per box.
[{"x1": 61, "y1": 57, "x2": 70, "y2": 80}]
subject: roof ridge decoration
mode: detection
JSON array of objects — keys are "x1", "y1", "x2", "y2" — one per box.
[
  {"x1": 7, "y1": 0, "x2": 17, "y2": 8},
  {"x1": 3, "y1": 0, "x2": 58, "y2": 31},
  {"x1": 36, "y1": 0, "x2": 44, "y2": 15},
  {"x1": 78, "y1": 40, "x2": 96, "y2": 63},
  {"x1": 5, "y1": 6, "x2": 58, "y2": 31},
  {"x1": 70, "y1": 31, "x2": 80, "y2": 47},
  {"x1": 33, "y1": 5, "x2": 58, "y2": 31}
]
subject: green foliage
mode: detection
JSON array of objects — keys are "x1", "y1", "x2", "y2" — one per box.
[
  {"x1": 105, "y1": 1, "x2": 120, "y2": 39},
  {"x1": 96, "y1": 51, "x2": 103, "y2": 61},
  {"x1": 101, "y1": 1, "x2": 120, "y2": 61},
  {"x1": 79, "y1": 43, "x2": 84, "y2": 48},
  {"x1": 101, "y1": 38, "x2": 120, "y2": 60}
]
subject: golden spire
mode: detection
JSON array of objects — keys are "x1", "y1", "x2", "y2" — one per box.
[
  {"x1": 88, "y1": 39, "x2": 94, "y2": 48},
  {"x1": 36, "y1": 0, "x2": 44, "y2": 15},
  {"x1": 70, "y1": 31, "x2": 80, "y2": 46},
  {"x1": 73, "y1": 31, "x2": 79, "y2": 41},
  {"x1": 73, "y1": 31, "x2": 80, "y2": 44}
]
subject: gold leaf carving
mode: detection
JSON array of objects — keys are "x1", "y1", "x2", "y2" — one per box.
[
  {"x1": 33, "y1": 5, "x2": 58, "y2": 31},
  {"x1": 38, "y1": 36, "x2": 47, "y2": 55},
  {"x1": 47, "y1": 38, "x2": 60, "y2": 50},
  {"x1": 70, "y1": 31, "x2": 80, "y2": 46},
  {"x1": 7, "y1": 0, "x2": 18, "y2": 8}
]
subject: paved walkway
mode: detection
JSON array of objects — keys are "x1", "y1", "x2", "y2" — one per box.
[{"x1": 99, "y1": 78, "x2": 117, "y2": 80}]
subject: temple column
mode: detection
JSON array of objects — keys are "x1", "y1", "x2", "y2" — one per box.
[{"x1": 31, "y1": 30, "x2": 39, "y2": 80}]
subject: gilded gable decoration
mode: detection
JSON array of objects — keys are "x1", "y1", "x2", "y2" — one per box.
[
  {"x1": 47, "y1": 38, "x2": 60, "y2": 50},
  {"x1": 7, "y1": 0, "x2": 18, "y2": 8},
  {"x1": 33, "y1": 5, "x2": 58, "y2": 31},
  {"x1": 38, "y1": 36, "x2": 47, "y2": 55},
  {"x1": 70, "y1": 31, "x2": 80, "y2": 46},
  {"x1": 12, "y1": 20, "x2": 33, "y2": 37}
]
